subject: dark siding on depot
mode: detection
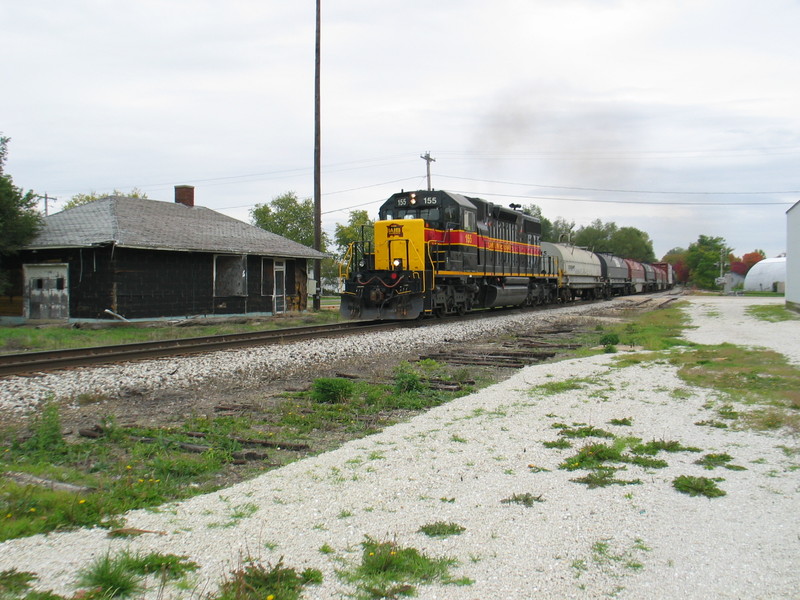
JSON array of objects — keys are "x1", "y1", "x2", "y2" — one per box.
[{"x1": 14, "y1": 246, "x2": 310, "y2": 320}]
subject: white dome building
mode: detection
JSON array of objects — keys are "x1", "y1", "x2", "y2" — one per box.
[{"x1": 744, "y1": 257, "x2": 787, "y2": 292}]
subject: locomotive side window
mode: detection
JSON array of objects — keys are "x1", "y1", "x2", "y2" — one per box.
[{"x1": 463, "y1": 210, "x2": 476, "y2": 232}]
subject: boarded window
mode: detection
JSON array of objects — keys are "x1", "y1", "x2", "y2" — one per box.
[{"x1": 214, "y1": 255, "x2": 247, "y2": 296}]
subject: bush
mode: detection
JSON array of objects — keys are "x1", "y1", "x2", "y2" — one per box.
[
  {"x1": 393, "y1": 363, "x2": 425, "y2": 394},
  {"x1": 599, "y1": 333, "x2": 620, "y2": 346},
  {"x1": 310, "y1": 378, "x2": 354, "y2": 404}
]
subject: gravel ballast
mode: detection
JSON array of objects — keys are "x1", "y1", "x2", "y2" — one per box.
[{"x1": 1, "y1": 296, "x2": 798, "y2": 599}]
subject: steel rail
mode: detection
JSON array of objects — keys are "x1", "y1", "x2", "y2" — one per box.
[{"x1": 0, "y1": 320, "x2": 409, "y2": 377}]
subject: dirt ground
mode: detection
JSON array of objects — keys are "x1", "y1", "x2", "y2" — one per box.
[{"x1": 13, "y1": 297, "x2": 663, "y2": 484}]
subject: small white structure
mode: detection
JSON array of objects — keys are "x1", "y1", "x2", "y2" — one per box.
[
  {"x1": 744, "y1": 257, "x2": 786, "y2": 292},
  {"x1": 788, "y1": 200, "x2": 800, "y2": 312}
]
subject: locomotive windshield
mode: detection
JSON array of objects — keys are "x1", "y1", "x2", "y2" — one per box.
[{"x1": 381, "y1": 207, "x2": 441, "y2": 223}]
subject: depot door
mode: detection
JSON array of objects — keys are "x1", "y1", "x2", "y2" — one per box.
[
  {"x1": 24, "y1": 264, "x2": 69, "y2": 319},
  {"x1": 274, "y1": 260, "x2": 286, "y2": 313}
]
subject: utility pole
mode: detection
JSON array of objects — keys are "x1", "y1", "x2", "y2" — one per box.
[
  {"x1": 35, "y1": 193, "x2": 55, "y2": 216},
  {"x1": 313, "y1": 0, "x2": 322, "y2": 311},
  {"x1": 420, "y1": 151, "x2": 435, "y2": 191}
]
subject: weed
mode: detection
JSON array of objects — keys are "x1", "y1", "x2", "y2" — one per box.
[
  {"x1": 340, "y1": 537, "x2": 468, "y2": 599},
  {"x1": 76, "y1": 553, "x2": 143, "y2": 598},
  {"x1": 215, "y1": 558, "x2": 322, "y2": 600},
  {"x1": 558, "y1": 425, "x2": 615, "y2": 439},
  {"x1": 542, "y1": 439, "x2": 571, "y2": 449},
  {"x1": 393, "y1": 362, "x2": 425, "y2": 394},
  {"x1": 695, "y1": 419, "x2": 728, "y2": 429},
  {"x1": 500, "y1": 492, "x2": 543, "y2": 507},
  {"x1": 531, "y1": 379, "x2": 589, "y2": 396},
  {"x1": 0, "y1": 569, "x2": 37, "y2": 597},
  {"x1": 319, "y1": 544, "x2": 335, "y2": 554},
  {"x1": 418, "y1": 521, "x2": 466, "y2": 537},
  {"x1": 630, "y1": 439, "x2": 701, "y2": 455},
  {"x1": 609, "y1": 417, "x2": 632, "y2": 426},
  {"x1": 570, "y1": 467, "x2": 641, "y2": 488},
  {"x1": 311, "y1": 378, "x2": 354, "y2": 404},
  {"x1": 672, "y1": 475, "x2": 726, "y2": 498},
  {"x1": 599, "y1": 333, "x2": 620, "y2": 346},
  {"x1": 695, "y1": 453, "x2": 747, "y2": 471},
  {"x1": 22, "y1": 402, "x2": 66, "y2": 460}
]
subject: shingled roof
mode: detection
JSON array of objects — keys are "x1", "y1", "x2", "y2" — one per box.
[{"x1": 27, "y1": 196, "x2": 327, "y2": 259}]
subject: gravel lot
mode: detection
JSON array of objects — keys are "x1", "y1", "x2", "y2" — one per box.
[{"x1": 1, "y1": 296, "x2": 798, "y2": 599}]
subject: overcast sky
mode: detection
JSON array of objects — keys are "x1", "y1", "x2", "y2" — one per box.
[{"x1": 2, "y1": 0, "x2": 798, "y2": 260}]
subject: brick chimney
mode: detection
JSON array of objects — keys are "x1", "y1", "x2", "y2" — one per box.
[{"x1": 174, "y1": 185, "x2": 195, "y2": 207}]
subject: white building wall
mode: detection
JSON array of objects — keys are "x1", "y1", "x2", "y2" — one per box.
[{"x1": 787, "y1": 200, "x2": 800, "y2": 312}]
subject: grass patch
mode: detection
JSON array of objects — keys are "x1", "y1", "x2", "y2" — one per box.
[
  {"x1": 542, "y1": 439, "x2": 571, "y2": 449},
  {"x1": 557, "y1": 425, "x2": 615, "y2": 439},
  {"x1": 746, "y1": 305, "x2": 800, "y2": 322},
  {"x1": 531, "y1": 378, "x2": 591, "y2": 396},
  {"x1": 570, "y1": 467, "x2": 641, "y2": 488},
  {"x1": 695, "y1": 453, "x2": 747, "y2": 471},
  {"x1": 558, "y1": 436, "x2": 702, "y2": 487},
  {"x1": 1, "y1": 360, "x2": 479, "y2": 542},
  {"x1": 215, "y1": 558, "x2": 322, "y2": 600},
  {"x1": 500, "y1": 492, "x2": 544, "y2": 507},
  {"x1": 418, "y1": 521, "x2": 466, "y2": 537},
  {"x1": 672, "y1": 344, "x2": 800, "y2": 432},
  {"x1": 340, "y1": 537, "x2": 470, "y2": 599},
  {"x1": 672, "y1": 475, "x2": 726, "y2": 498},
  {"x1": 0, "y1": 312, "x2": 342, "y2": 355},
  {"x1": 603, "y1": 303, "x2": 692, "y2": 351}
]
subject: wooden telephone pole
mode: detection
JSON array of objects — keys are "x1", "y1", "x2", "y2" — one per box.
[
  {"x1": 420, "y1": 151, "x2": 435, "y2": 191},
  {"x1": 313, "y1": 0, "x2": 322, "y2": 310}
]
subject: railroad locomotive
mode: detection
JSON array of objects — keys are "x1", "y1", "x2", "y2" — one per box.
[{"x1": 339, "y1": 190, "x2": 673, "y2": 320}]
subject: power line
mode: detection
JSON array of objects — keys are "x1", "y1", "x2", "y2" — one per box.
[
  {"x1": 447, "y1": 189, "x2": 795, "y2": 206},
  {"x1": 437, "y1": 174, "x2": 800, "y2": 196}
]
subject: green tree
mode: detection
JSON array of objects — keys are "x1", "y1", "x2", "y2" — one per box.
[
  {"x1": 572, "y1": 219, "x2": 618, "y2": 252},
  {"x1": 685, "y1": 235, "x2": 730, "y2": 289},
  {"x1": 251, "y1": 191, "x2": 328, "y2": 250},
  {"x1": 0, "y1": 135, "x2": 42, "y2": 294},
  {"x1": 334, "y1": 209, "x2": 374, "y2": 257},
  {"x1": 608, "y1": 226, "x2": 656, "y2": 262},
  {"x1": 61, "y1": 187, "x2": 149, "y2": 211}
]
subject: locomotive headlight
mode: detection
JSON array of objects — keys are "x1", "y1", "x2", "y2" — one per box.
[
  {"x1": 358, "y1": 259, "x2": 365, "y2": 268},
  {"x1": 392, "y1": 258, "x2": 402, "y2": 268},
  {"x1": 409, "y1": 193, "x2": 417, "y2": 205}
]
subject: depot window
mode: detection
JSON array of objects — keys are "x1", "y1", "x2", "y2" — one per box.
[{"x1": 214, "y1": 254, "x2": 247, "y2": 296}]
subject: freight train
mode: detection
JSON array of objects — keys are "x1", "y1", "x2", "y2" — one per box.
[{"x1": 339, "y1": 190, "x2": 674, "y2": 320}]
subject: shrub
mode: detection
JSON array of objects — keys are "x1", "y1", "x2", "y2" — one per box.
[
  {"x1": 393, "y1": 363, "x2": 425, "y2": 394},
  {"x1": 311, "y1": 378, "x2": 354, "y2": 404}
]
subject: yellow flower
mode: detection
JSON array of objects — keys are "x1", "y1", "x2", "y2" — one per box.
[
  {"x1": 267, "y1": 595, "x2": 275, "y2": 600},
  {"x1": 79, "y1": 499, "x2": 86, "y2": 504},
  {"x1": 29, "y1": 508, "x2": 36, "y2": 512},
  {"x1": 126, "y1": 465, "x2": 132, "y2": 470},
  {"x1": 5, "y1": 513, "x2": 11, "y2": 519}
]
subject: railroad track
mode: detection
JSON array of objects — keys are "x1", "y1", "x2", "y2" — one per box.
[
  {"x1": 0, "y1": 293, "x2": 676, "y2": 378},
  {"x1": 0, "y1": 320, "x2": 410, "y2": 377}
]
